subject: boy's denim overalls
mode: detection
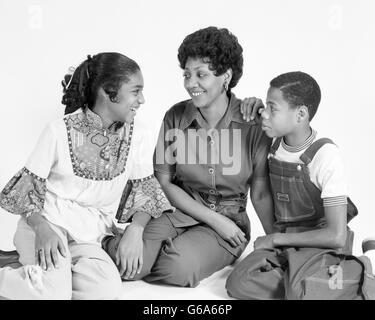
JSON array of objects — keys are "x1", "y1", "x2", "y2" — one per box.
[{"x1": 226, "y1": 138, "x2": 375, "y2": 300}]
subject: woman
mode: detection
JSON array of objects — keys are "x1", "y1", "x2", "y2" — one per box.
[
  {"x1": 0, "y1": 52, "x2": 172, "y2": 299},
  {"x1": 104, "y1": 27, "x2": 275, "y2": 287}
]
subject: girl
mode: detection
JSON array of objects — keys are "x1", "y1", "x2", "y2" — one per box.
[{"x1": 0, "y1": 52, "x2": 172, "y2": 299}]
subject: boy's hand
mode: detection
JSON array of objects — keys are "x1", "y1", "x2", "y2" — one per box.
[
  {"x1": 253, "y1": 234, "x2": 276, "y2": 250},
  {"x1": 240, "y1": 97, "x2": 265, "y2": 122}
]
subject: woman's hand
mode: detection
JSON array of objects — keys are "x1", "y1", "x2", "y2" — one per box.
[
  {"x1": 240, "y1": 97, "x2": 265, "y2": 122},
  {"x1": 116, "y1": 223, "x2": 144, "y2": 279},
  {"x1": 211, "y1": 214, "x2": 247, "y2": 247},
  {"x1": 33, "y1": 219, "x2": 67, "y2": 271},
  {"x1": 253, "y1": 234, "x2": 277, "y2": 250}
]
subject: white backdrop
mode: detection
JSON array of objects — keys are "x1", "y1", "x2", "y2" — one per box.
[{"x1": 0, "y1": 0, "x2": 374, "y2": 256}]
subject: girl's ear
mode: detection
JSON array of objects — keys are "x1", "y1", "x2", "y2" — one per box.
[
  {"x1": 98, "y1": 87, "x2": 119, "y2": 103},
  {"x1": 297, "y1": 105, "x2": 309, "y2": 122},
  {"x1": 97, "y1": 87, "x2": 107, "y2": 100}
]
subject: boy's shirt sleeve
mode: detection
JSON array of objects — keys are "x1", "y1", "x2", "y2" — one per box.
[{"x1": 310, "y1": 143, "x2": 348, "y2": 207}]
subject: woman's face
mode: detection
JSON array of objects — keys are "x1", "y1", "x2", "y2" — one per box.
[
  {"x1": 183, "y1": 57, "x2": 226, "y2": 109},
  {"x1": 108, "y1": 70, "x2": 145, "y2": 124}
]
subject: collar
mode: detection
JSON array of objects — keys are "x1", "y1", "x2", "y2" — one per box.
[
  {"x1": 179, "y1": 93, "x2": 252, "y2": 131},
  {"x1": 281, "y1": 128, "x2": 317, "y2": 153},
  {"x1": 84, "y1": 107, "x2": 123, "y2": 133}
]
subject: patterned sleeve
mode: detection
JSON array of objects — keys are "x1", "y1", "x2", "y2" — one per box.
[
  {"x1": 116, "y1": 118, "x2": 174, "y2": 223},
  {"x1": 115, "y1": 175, "x2": 174, "y2": 223},
  {"x1": 0, "y1": 123, "x2": 57, "y2": 216}
]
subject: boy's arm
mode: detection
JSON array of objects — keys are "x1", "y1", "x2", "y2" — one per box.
[
  {"x1": 250, "y1": 177, "x2": 276, "y2": 235},
  {"x1": 272, "y1": 204, "x2": 347, "y2": 249},
  {"x1": 255, "y1": 143, "x2": 349, "y2": 250}
]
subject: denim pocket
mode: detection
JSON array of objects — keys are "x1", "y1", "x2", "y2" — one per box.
[
  {"x1": 302, "y1": 260, "x2": 362, "y2": 300},
  {"x1": 270, "y1": 173, "x2": 315, "y2": 222}
]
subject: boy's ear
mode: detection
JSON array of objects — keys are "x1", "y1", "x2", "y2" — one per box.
[{"x1": 297, "y1": 105, "x2": 309, "y2": 122}]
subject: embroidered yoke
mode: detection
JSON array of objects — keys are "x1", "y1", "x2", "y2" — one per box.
[{"x1": 0, "y1": 108, "x2": 173, "y2": 244}]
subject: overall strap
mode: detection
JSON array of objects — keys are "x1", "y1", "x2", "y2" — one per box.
[
  {"x1": 269, "y1": 137, "x2": 282, "y2": 155},
  {"x1": 300, "y1": 138, "x2": 335, "y2": 165}
]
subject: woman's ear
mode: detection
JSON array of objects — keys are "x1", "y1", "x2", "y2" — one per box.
[
  {"x1": 222, "y1": 69, "x2": 233, "y2": 92},
  {"x1": 224, "y1": 68, "x2": 233, "y2": 84}
]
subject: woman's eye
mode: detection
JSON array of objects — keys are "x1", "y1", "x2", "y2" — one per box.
[{"x1": 198, "y1": 73, "x2": 206, "y2": 78}]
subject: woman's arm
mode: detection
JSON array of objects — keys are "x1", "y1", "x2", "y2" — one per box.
[
  {"x1": 155, "y1": 171, "x2": 247, "y2": 247},
  {"x1": 250, "y1": 178, "x2": 275, "y2": 235}
]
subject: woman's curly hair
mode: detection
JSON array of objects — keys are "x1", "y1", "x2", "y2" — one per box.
[
  {"x1": 61, "y1": 52, "x2": 140, "y2": 115},
  {"x1": 177, "y1": 26, "x2": 243, "y2": 91}
]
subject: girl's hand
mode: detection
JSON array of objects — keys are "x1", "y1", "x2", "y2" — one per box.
[
  {"x1": 240, "y1": 97, "x2": 265, "y2": 122},
  {"x1": 34, "y1": 221, "x2": 67, "y2": 271},
  {"x1": 116, "y1": 223, "x2": 144, "y2": 279},
  {"x1": 211, "y1": 214, "x2": 247, "y2": 247},
  {"x1": 253, "y1": 234, "x2": 276, "y2": 250}
]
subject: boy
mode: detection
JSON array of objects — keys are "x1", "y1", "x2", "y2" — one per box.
[{"x1": 226, "y1": 71, "x2": 375, "y2": 300}]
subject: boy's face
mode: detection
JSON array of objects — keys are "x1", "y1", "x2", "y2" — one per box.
[{"x1": 261, "y1": 87, "x2": 298, "y2": 138}]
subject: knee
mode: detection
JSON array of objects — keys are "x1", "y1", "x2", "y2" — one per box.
[
  {"x1": 84, "y1": 276, "x2": 122, "y2": 300},
  {"x1": 143, "y1": 214, "x2": 174, "y2": 241},
  {"x1": 27, "y1": 265, "x2": 72, "y2": 300},
  {"x1": 150, "y1": 254, "x2": 199, "y2": 287},
  {"x1": 73, "y1": 260, "x2": 123, "y2": 300},
  {"x1": 101, "y1": 277, "x2": 123, "y2": 300},
  {"x1": 225, "y1": 268, "x2": 248, "y2": 300},
  {"x1": 93, "y1": 269, "x2": 123, "y2": 300}
]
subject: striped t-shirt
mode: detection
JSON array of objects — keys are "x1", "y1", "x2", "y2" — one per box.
[{"x1": 272, "y1": 129, "x2": 348, "y2": 207}]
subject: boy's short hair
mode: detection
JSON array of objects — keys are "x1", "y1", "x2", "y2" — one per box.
[{"x1": 270, "y1": 71, "x2": 321, "y2": 120}]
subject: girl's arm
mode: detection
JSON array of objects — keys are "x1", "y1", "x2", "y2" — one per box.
[{"x1": 155, "y1": 172, "x2": 247, "y2": 247}]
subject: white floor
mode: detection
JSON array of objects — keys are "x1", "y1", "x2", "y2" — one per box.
[
  {"x1": 0, "y1": 207, "x2": 365, "y2": 300},
  {"x1": 118, "y1": 245, "x2": 252, "y2": 300},
  {"x1": 117, "y1": 237, "x2": 364, "y2": 300}
]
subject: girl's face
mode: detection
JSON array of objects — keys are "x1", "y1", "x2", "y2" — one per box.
[
  {"x1": 261, "y1": 87, "x2": 298, "y2": 138},
  {"x1": 107, "y1": 70, "x2": 145, "y2": 124},
  {"x1": 183, "y1": 57, "x2": 227, "y2": 109}
]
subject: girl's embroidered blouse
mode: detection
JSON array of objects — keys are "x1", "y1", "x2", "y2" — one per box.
[{"x1": 0, "y1": 108, "x2": 173, "y2": 244}]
